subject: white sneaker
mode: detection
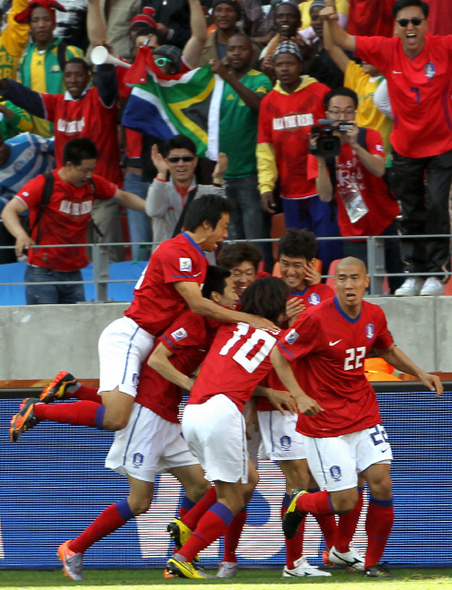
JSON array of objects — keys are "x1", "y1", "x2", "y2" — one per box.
[
  {"x1": 329, "y1": 546, "x2": 365, "y2": 572},
  {"x1": 217, "y1": 561, "x2": 238, "y2": 578},
  {"x1": 282, "y1": 556, "x2": 332, "y2": 577},
  {"x1": 419, "y1": 276, "x2": 445, "y2": 296},
  {"x1": 394, "y1": 277, "x2": 424, "y2": 296}
]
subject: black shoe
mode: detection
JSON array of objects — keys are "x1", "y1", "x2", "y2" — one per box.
[
  {"x1": 364, "y1": 562, "x2": 392, "y2": 577},
  {"x1": 282, "y1": 488, "x2": 307, "y2": 540}
]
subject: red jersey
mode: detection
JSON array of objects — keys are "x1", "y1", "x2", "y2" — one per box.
[
  {"x1": 135, "y1": 310, "x2": 219, "y2": 423},
  {"x1": 125, "y1": 232, "x2": 208, "y2": 335},
  {"x1": 277, "y1": 296, "x2": 393, "y2": 437},
  {"x1": 257, "y1": 283, "x2": 335, "y2": 411},
  {"x1": 16, "y1": 171, "x2": 117, "y2": 271},
  {"x1": 188, "y1": 322, "x2": 280, "y2": 413},
  {"x1": 355, "y1": 34, "x2": 452, "y2": 158},
  {"x1": 258, "y1": 78, "x2": 329, "y2": 199},
  {"x1": 308, "y1": 129, "x2": 399, "y2": 238},
  {"x1": 41, "y1": 89, "x2": 123, "y2": 186}
]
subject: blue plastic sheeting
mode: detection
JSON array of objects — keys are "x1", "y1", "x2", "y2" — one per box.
[
  {"x1": 0, "y1": 390, "x2": 451, "y2": 569},
  {"x1": 0, "y1": 261, "x2": 148, "y2": 306}
]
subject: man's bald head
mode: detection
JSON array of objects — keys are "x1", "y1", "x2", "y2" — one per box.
[{"x1": 335, "y1": 257, "x2": 367, "y2": 277}]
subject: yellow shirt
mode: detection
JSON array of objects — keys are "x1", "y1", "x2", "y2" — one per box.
[
  {"x1": 0, "y1": 0, "x2": 29, "y2": 79},
  {"x1": 299, "y1": 0, "x2": 349, "y2": 30},
  {"x1": 344, "y1": 59, "x2": 393, "y2": 163},
  {"x1": 30, "y1": 50, "x2": 52, "y2": 137}
]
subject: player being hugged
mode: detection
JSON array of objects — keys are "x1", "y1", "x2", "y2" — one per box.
[
  {"x1": 271, "y1": 256, "x2": 443, "y2": 578},
  {"x1": 166, "y1": 276, "x2": 290, "y2": 579}
]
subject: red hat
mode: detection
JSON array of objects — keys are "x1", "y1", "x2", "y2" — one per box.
[
  {"x1": 15, "y1": 0, "x2": 66, "y2": 24},
  {"x1": 130, "y1": 11, "x2": 157, "y2": 30}
]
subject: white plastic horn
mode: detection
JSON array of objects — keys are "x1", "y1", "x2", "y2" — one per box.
[{"x1": 91, "y1": 46, "x2": 131, "y2": 69}]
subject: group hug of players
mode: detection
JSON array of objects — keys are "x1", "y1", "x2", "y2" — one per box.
[{"x1": 9, "y1": 195, "x2": 442, "y2": 580}]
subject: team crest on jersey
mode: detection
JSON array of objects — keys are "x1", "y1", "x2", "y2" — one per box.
[
  {"x1": 132, "y1": 373, "x2": 139, "y2": 387},
  {"x1": 285, "y1": 329, "x2": 299, "y2": 345},
  {"x1": 308, "y1": 293, "x2": 321, "y2": 305},
  {"x1": 171, "y1": 327, "x2": 188, "y2": 341},
  {"x1": 179, "y1": 257, "x2": 192, "y2": 272},
  {"x1": 132, "y1": 453, "x2": 144, "y2": 468},
  {"x1": 366, "y1": 323, "x2": 375, "y2": 339},
  {"x1": 330, "y1": 465, "x2": 342, "y2": 481},
  {"x1": 280, "y1": 435, "x2": 292, "y2": 451},
  {"x1": 425, "y1": 62, "x2": 436, "y2": 79}
]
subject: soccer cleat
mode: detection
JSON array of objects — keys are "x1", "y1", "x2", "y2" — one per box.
[
  {"x1": 322, "y1": 548, "x2": 333, "y2": 566},
  {"x1": 10, "y1": 398, "x2": 41, "y2": 442},
  {"x1": 167, "y1": 517, "x2": 192, "y2": 549},
  {"x1": 57, "y1": 540, "x2": 83, "y2": 581},
  {"x1": 329, "y1": 546, "x2": 365, "y2": 572},
  {"x1": 364, "y1": 562, "x2": 392, "y2": 577},
  {"x1": 40, "y1": 371, "x2": 78, "y2": 403},
  {"x1": 394, "y1": 277, "x2": 424, "y2": 296},
  {"x1": 419, "y1": 276, "x2": 445, "y2": 296},
  {"x1": 282, "y1": 488, "x2": 307, "y2": 540},
  {"x1": 283, "y1": 556, "x2": 332, "y2": 577},
  {"x1": 217, "y1": 561, "x2": 238, "y2": 578},
  {"x1": 163, "y1": 568, "x2": 174, "y2": 578},
  {"x1": 166, "y1": 557, "x2": 208, "y2": 579}
]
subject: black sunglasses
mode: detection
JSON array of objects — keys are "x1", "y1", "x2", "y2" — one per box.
[
  {"x1": 166, "y1": 156, "x2": 196, "y2": 163},
  {"x1": 396, "y1": 17, "x2": 425, "y2": 27}
]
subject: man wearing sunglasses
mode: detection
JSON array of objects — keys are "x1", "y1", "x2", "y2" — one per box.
[
  {"x1": 145, "y1": 134, "x2": 227, "y2": 250},
  {"x1": 320, "y1": 0, "x2": 452, "y2": 297}
]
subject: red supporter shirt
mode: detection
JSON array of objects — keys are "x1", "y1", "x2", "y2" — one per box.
[
  {"x1": 16, "y1": 171, "x2": 117, "y2": 271},
  {"x1": 348, "y1": 0, "x2": 393, "y2": 37},
  {"x1": 258, "y1": 79, "x2": 329, "y2": 199},
  {"x1": 355, "y1": 34, "x2": 452, "y2": 158},
  {"x1": 188, "y1": 322, "x2": 280, "y2": 413},
  {"x1": 277, "y1": 296, "x2": 393, "y2": 437},
  {"x1": 135, "y1": 310, "x2": 219, "y2": 423},
  {"x1": 41, "y1": 89, "x2": 123, "y2": 186},
  {"x1": 257, "y1": 283, "x2": 335, "y2": 411},
  {"x1": 308, "y1": 129, "x2": 399, "y2": 238},
  {"x1": 125, "y1": 232, "x2": 208, "y2": 335}
]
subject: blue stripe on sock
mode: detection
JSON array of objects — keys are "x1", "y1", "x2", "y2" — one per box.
[
  {"x1": 370, "y1": 495, "x2": 393, "y2": 508},
  {"x1": 94, "y1": 405, "x2": 105, "y2": 430},
  {"x1": 116, "y1": 498, "x2": 134, "y2": 521},
  {"x1": 210, "y1": 502, "x2": 234, "y2": 526},
  {"x1": 308, "y1": 487, "x2": 320, "y2": 493},
  {"x1": 181, "y1": 495, "x2": 196, "y2": 511},
  {"x1": 282, "y1": 493, "x2": 291, "y2": 508}
]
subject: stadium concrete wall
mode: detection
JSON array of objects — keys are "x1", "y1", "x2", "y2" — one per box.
[{"x1": 0, "y1": 296, "x2": 450, "y2": 380}]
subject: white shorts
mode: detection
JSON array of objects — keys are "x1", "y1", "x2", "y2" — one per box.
[
  {"x1": 304, "y1": 424, "x2": 393, "y2": 492},
  {"x1": 105, "y1": 403, "x2": 199, "y2": 482},
  {"x1": 258, "y1": 410, "x2": 306, "y2": 461},
  {"x1": 182, "y1": 394, "x2": 249, "y2": 484},
  {"x1": 98, "y1": 316, "x2": 155, "y2": 397}
]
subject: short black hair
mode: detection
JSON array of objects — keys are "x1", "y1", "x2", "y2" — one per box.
[
  {"x1": 278, "y1": 228, "x2": 317, "y2": 261},
  {"x1": 226, "y1": 32, "x2": 252, "y2": 49},
  {"x1": 324, "y1": 86, "x2": 358, "y2": 110},
  {"x1": 163, "y1": 134, "x2": 197, "y2": 158},
  {"x1": 184, "y1": 195, "x2": 234, "y2": 232},
  {"x1": 392, "y1": 0, "x2": 429, "y2": 19},
  {"x1": 218, "y1": 242, "x2": 263, "y2": 272},
  {"x1": 63, "y1": 138, "x2": 98, "y2": 166},
  {"x1": 202, "y1": 265, "x2": 231, "y2": 299},
  {"x1": 64, "y1": 57, "x2": 91, "y2": 75},
  {"x1": 273, "y1": 1, "x2": 301, "y2": 25},
  {"x1": 241, "y1": 276, "x2": 290, "y2": 325}
]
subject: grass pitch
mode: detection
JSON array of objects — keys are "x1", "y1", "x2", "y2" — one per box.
[{"x1": 1, "y1": 568, "x2": 452, "y2": 590}]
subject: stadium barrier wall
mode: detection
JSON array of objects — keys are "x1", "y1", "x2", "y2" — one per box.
[{"x1": 0, "y1": 384, "x2": 451, "y2": 570}]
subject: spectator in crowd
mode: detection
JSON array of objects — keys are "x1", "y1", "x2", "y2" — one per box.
[
  {"x1": 210, "y1": 32, "x2": 273, "y2": 269},
  {"x1": 200, "y1": 0, "x2": 262, "y2": 69},
  {"x1": 322, "y1": 10, "x2": 392, "y2": 160},
  {"x1": 298, "y1": 0, "x2": 348, "y2": 34},
  {"x1": 257, "y1": 40, "x2": 342, "y2": 274},
  {"x1": 54, "y1": 0, "x2": 88, "y2": 52},
  {"x1": 0, "y1": 100, "x2": 33, "y2": 140},
  {"x1": 15, "y1": 0, "x2": 84, "y2": 138},
  {"x1": 145, "y1": 134, "x2": 227, "y2": 249},
  {"x1": 320, "y1": 0, "x2": 452, "y2": 296},
  {"x1": 308, "y1": 87, "x2": 403, "y2": 293},
  {"x1": 306, "y1": 0, "x2": 345, "y2": 89},
  {"x1": 0, "y1": 138, "x2": 146, "y2": 304},
  {"x1": 0, "y1": 131, "x2": 54, "y2": 263},
  {"x1": 94, "y1": 0, "x2": 141, "y2": 60},
  {"x1": 0, "y1": 0, "x2": 30, "y2": 80}
]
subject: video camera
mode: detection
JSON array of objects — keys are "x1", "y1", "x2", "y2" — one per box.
[{"x1": 309, "y1": 119, "x2": 354, "y2": 158}]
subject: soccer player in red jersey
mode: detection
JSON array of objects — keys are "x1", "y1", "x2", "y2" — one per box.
[
  {"x1": 166, "y1": 277, "x2": 290, "y2": 579},
  {"x1": 320, "y1": 1, "x2": 452, "y2": 296},
  {"x1": 271, "y1": 256, "x2": 443, "y2": 577},
  {"x1": 1, "y1": 137, "x2": 145, "y2": 305}
]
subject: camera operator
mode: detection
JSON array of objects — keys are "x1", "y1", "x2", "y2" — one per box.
[{"x1": 308, "y1": 87, "x2": 404, "y2": 293}]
